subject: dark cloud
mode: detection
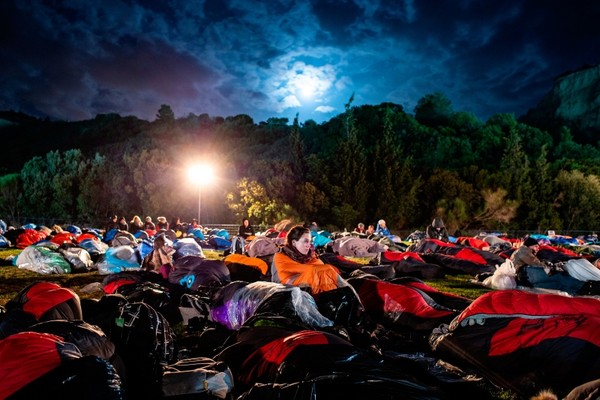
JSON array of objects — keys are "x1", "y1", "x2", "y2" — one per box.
[{"x1": 1, "y1": 0, "x2": 599, "y2": 123}]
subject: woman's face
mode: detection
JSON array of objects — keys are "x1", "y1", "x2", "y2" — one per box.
[{"x1": 292, "y1": 232, "x2": 312, "y2": 255}]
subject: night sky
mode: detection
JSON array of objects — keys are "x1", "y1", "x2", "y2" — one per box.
[{"x1": 1, "y1": 0, "x2": 599, "y2": 124}]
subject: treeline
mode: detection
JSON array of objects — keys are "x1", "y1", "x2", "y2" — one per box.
[{"x1": 1, "y1": 94, "x2": 600, "y2": 234}]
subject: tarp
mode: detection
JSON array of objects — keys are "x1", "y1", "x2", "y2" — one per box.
[
  {"x1": 375, "y1": 251, "x2": 446, "y2": 279},
  {"x1": 59, "y1": 246, "x2": 93, "y2": 272},
  {"x1": 95, "y1": 245, "x2": 140, "y2": 275},
  {"x1": 173, "y1": 237, "x2": 205, "y2": 259},
  {"x1": 29, "y1": 320, "x2": 124, "y2": 378},
  {"x1": 210, "y1": 281, "x2": 333, "y2": 330},
  {"x1": 247, "y1": 236, "x2": 280, "y2": 258},
  {"x1": 14, "y1": 245, "x2": 72, "y2": 274},
  {"x1": 420, "y1": 253, "x2": 496, "y2": 275}
]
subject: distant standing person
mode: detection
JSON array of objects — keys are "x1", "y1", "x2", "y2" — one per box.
[
  {"x1": 426, "y1": 217, "x2": 449, "y2": 242},
  {"x1": 238, "y1": 218, "x2": 255, "y2": 240}
]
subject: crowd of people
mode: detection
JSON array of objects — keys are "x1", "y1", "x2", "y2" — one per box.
[
  {"x1": 3, "y1": 213, "x2": 600, "y2": 399},
  {"x1": 104, "y1": 214, "x2": 205, "y2": 240},
  {"x1": 6, "y1": 210, "x2": 600, "y2": 299},
  {"x1": 275, "y1": 217, "x2": 600, "y2": 297}
]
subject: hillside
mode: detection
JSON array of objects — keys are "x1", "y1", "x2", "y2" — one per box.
[{"x1": 521, "y1": 64, "x2": 600, "y2": 143}]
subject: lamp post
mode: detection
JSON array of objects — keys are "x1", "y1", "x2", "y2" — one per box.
[{"x1": 187, "y1": 163, "x2": 214, "y2": 224}]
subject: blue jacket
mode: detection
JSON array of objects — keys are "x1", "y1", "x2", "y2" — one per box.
[{"x1": 375, "y1": 224, "x2": 391, "y2": 238}]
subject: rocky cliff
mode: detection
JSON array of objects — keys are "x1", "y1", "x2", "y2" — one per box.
[{"x1": 522, "y1": 64, "x2": 600, "y2": 143}]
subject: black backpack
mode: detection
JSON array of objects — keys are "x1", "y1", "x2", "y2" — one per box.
[{"x1": 109, "y1": 302, "x2": 176, "y2": 399}]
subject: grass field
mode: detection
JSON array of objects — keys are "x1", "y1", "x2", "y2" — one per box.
[{"x1": 0, "y1": 248, "x2": 223, "y2": 305}]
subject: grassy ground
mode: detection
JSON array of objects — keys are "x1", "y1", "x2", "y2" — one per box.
[{"x1": 0, "y1": 248, "x2": 227, "y2": 305}]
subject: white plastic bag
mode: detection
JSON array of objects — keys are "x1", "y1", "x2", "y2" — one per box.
[{"x1": 483, "y1": 259, "x2": 517, "y2": 290}]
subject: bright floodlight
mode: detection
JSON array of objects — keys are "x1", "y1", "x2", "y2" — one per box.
[
  {"x1": 188, "y1": 163, "x2": 215, "y2": 224},
  {"x1": 188, "y1": 163, "x2": 214, "y2": 185}
]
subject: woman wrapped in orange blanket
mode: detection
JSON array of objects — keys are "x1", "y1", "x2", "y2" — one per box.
[{"x1": 272, "y1": 225, "x2": 348, "y2": 295}]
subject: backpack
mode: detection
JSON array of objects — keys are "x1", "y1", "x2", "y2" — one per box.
[
  {"x1": 109, "y1": 302, "x2": 176, "y2": 398},
  {"x1": 162, "y1": 357, "x2": 234, "y2": 399}
]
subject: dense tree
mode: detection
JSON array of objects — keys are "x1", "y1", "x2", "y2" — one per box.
[
  {"x1": 370, "y1": 107, "x2": 420, "y2": 229},
  {"x1": 465, "y1": 188, "x2": 519, "y2": 230},
  {"x1": 518, "y1": 146, "x2": 561, "y2": 231},
  {"x1": 289, "y1": 114, "x2": 306, "y2": 178},
  {"x1": 554, "y1": 170, "x2": 600, "y2": 230},
  {"x1": 122, "y1": 149, "x2": 188, "y2": 218},
  {"x1": 3, "y1": 98, "x2": 600, "y2": 232},
  {"x1": 18, "y1": 150, "x2": 87, "y2": 223},
  {"x1": 155, "y1": 104, "x2": 175, "y2": 124},
  {"x1": 552, "y1": 127, "x2": 600, "y2": 174},
  {"x1": 432, "y1": 126, "x2": 477, "y2": 169},
  {"x1": 226, "y1": 178, "x2": 295, "y2": 225},
  {"x1": 499, "y1": 128, "x2": 530, "y2": 203},
  {"x1": 414, "y1": 92, "x2": 454, "y2": 127},
  {"x1": 328, "y1": 98, "x2": 369, "y2": 228},
  {"x1": 76, "y1": 153, "x2": 115, "y2": 225},
  {"x1": 0, "y1": 173, "x2": 21, "y2": 224},
  {"x1": 419, "y1": 169, "x2": 479, "y2": 232}
]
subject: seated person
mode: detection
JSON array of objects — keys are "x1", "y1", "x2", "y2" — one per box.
[
  {"x1": 366, "y1": 224, "x2": 375, "y2": 236},
  {"x1": 144, "y1": 216, "x2": 156, "y2": 230},
  {"x1": 426, "y1": 217, "x2": 449, "y2": 242},
  {"x1": 512, "y1": 237, "x2": 593, "y2": 295},
  {"x1": 271, "y1": 225, "x2": 348, "y2": 295},
  {"x1": 238, "y1": 218, "x2": 255, "y2": 240},
  {"x1": 156, "y1": 216, "x2": 169, "y2": 231},
  {"x1": 105, "y1": 215, "x2": 119, "y2": 233},
  {"x1": 117, "y1": 216, "x2": 128, "y2": 232},
  {"x1": 375, "y1": 219, "x2": 392, "y2": 238},
  {"x1": 353, "y1": 222, "x2": 366, "y2": 235},
  {"x1": 141, "y1": 234, "x2": 175, "y2": 277},
  {"x1": 129, "y1": 215, "x2": 144, "y2": 235}
]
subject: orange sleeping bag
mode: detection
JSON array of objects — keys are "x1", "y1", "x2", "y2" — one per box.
[{"x1": 272, "y1": 252, "x2": 346, "y2": 294}]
